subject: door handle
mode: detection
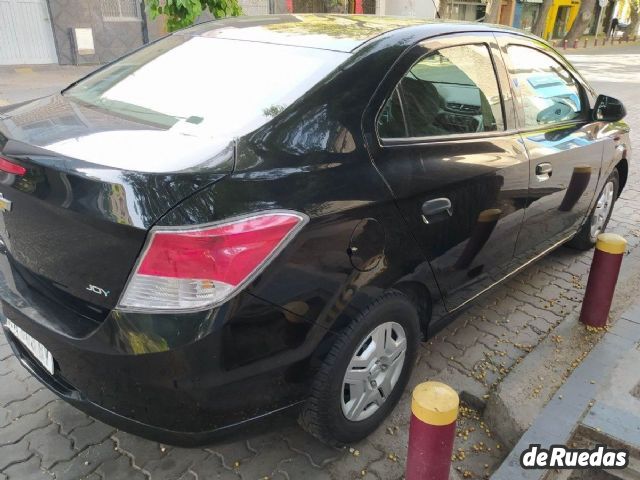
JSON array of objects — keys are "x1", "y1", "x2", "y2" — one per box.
[
  {"x1": 421, "y1": 198, "x2": 452, "y2": 224},
  {"x1": 536, "y1": 162, "x2": 553, "y2": 181}
]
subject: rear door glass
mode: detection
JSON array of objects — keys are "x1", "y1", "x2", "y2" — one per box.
[{"x1": 377, "y1": 44, "x2": 504, "y2": 139}]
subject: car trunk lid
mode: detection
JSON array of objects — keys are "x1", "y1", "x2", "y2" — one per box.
[{"x1": 0, "y1": 95, "x2": 234, "y2": 328}]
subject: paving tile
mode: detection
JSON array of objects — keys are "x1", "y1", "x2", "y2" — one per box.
[
  {"x1": 5, "y1": 389, "x2": 56, "y2": 421},
  {"x1": 95, "y1": 455, "x2": 148, "y2": 480},
  {"x1": 48, "y1": 402, "x2": 93, "y2": 436},
  {"x1": 50, "y1": 439, "x2": 119, "y2": 479},
  {"x1": 68, "y1": 421, "x2": 116, "y2": 451},
  {"x1": 25, "y1": 423, "x2": 76, "y2": 469},
  {"x1": 143, "y1": 447, "x2": 208, "y2": 480},
  {"x1": 2, "y1": 455, "x2": 53, "y2": 480},
  {"x1": 189, "y1": 454, "x2": 241, "y2": 480},
  {"x1": 0, "y1": 439, "x2": 31, "y2": 471},
  {"x1": 0, "y1": 408, "x2": 50, "y2": 447}
]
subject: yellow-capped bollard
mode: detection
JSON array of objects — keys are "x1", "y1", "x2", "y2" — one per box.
[
  {"x1": 579, "y1": 233, "x2": 627, "y2": 328},
  {"x1": 406, "y1": 382, "x2": 459, "y2": 480}
]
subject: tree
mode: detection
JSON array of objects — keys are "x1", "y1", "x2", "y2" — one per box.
[
  {"x1": 624, "y1": 0, "x2": 639, "y2": 39},
  {"x1": 532, "y1": 0, "x2": 553, "y2": 37},
  {"x1": 146, "y1": 0, "x2": 242, "y2": 32},
  {"x1": 484, "y1": 0, "x2": 501, "y2": 24},
  {"x1": 563, "y1": 0, "x2": 596, "y2": 43}
]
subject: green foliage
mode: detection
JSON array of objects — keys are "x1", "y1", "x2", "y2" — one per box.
[{"x1": 145, "y1": 0, "x2": 242, "y2": 32}]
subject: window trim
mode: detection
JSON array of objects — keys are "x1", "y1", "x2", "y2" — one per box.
[
  {"x1": 504, "y1": 43, "x2": 590, "y2": 133},
  {"x1": 375, "y1": 41, "x2": 509, "y2": 147},
  {"x1": 381, "y1": 128, "x2": 519, "y2": 147}
]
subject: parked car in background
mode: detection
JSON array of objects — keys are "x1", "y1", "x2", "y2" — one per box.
[{"x1": 0, "y1": 15, "x2": 631, "y2": 446}]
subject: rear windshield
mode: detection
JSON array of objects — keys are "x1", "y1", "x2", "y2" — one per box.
[{"x1": 64, "y1": 35, "x2": 348, "y2": 139}]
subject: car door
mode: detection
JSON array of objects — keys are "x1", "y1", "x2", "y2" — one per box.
[
  {"x1": 365, "y1": 33, "x2": 530, "y2": 312},
  {"x1": 495, "y1": 34, "x2": 604, "y2": 260}
]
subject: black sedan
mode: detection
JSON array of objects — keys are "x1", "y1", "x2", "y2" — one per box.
[{"x1": 0, "y1": 15, "x2": 630, "y2": 446}]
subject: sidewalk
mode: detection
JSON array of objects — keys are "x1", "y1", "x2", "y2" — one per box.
[
  {"x1": 492, "y1": 301, "x2": 640, "y2": 479},
  {"x1": 0, "y1": 64, "x2": 94, "y2": 106}
]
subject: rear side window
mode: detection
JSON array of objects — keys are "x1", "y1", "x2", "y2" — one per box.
[
  {"x1": 507, "y1": 45, "x2": 584, "y2": 128},
  {"x1": 377, "y1": 44, "x2": 504, "y2": 139},
  {"x1": 64, "y1": 35, "x2": 348, "y2": 140}
]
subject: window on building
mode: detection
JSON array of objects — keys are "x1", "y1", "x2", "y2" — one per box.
[
  {"x1": 507, "y1": 45, "x2": 584, "y2": 128},
  {"x1": 101, "y1": 0, "x2": 141, "y2": 21},
  {"x1": 377, "y1": 44, "x2": 504, "y2": 139}
]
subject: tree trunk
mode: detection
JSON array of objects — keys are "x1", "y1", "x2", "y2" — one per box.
[
  {"x1": 624, "y1": 1, "x2": 639, "y2": 39},
  {"x1": 532, "y1": 0, "x2": 553, "y2": 38},
  {"x1": 484, "y1": 0, "x2": 501, "y2": 23},
  {"x1": 564, "y1": 0, "x2": 596, "y2": 43}
]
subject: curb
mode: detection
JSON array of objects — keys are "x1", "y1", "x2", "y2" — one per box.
[
  {"x1": 553, "y1": 36, "x2": 639, "y2": 51},
  {"x1": 491, "y1": 314, "x2": 640, "y2": 479},
  {"x1": 485, "y1": 241, "x2": 640, "y2": 450}
]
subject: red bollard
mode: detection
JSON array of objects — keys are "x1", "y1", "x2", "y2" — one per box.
[
  {"x1": 583, "y1": 38, "x2": 588, "y2": 48},
  {"x1": 563, "y1": 39, "x2": 568, "y2": 50},
  {"x1": 406, "y1": 382, "x2": 459, "y2": 480},
  {"x1": 573, "y1": 39, "x2": 579, "y2": 48},
  {"x1": 579, "y1": 233, "x2": 627, "y2": 328}
]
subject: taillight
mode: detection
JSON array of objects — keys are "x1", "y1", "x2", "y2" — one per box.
[
  {"x1": 117, "y1": 211, "x2": 307, "y2": 312},
  {"x1": 0, "y1": 156, "x2": 26, "y2": 176}
]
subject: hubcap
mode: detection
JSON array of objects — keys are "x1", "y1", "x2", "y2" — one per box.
[
  {"x1": 341, "y1": 322, "x2": 407, "y2": 422},
  {"x1": 590, "y1": 181, "x2": 615, "y2": 241}
]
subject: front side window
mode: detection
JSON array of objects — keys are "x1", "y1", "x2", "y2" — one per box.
[
  {"x1": 377, "y1": 44, "x2": 504, "y2": 139},
  {"x1": 507, "y1": 45, "x2": 584, "y2": 128}
]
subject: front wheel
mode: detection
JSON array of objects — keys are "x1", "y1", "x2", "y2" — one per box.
[
  {"x1": 567, "y1": 169, "x2": 619, "y2": 250},
  {"x1": 298, "y1": 291, "x2": 420, "y2": 445}
]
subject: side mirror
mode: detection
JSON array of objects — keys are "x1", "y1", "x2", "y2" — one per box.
[{"x1": 593, "y1": 95, "x2": 626, "y2": 122}]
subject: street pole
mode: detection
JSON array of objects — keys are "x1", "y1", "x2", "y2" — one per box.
[{"x1": 596, "y1": 0, "x2": 607, "y2": 38}]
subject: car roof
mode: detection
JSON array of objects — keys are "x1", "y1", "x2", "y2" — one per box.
[{"x1": 178, "y1": 14, "x2": 528, "y2": 53}]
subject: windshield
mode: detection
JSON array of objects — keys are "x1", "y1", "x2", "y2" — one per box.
[{"x1": 64, "y1": 34, "x2": 349, "y2": 139}]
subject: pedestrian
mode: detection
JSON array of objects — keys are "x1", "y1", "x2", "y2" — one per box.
[{"x1": 609, "y1": 17, "x2": 619, "y2": 38}]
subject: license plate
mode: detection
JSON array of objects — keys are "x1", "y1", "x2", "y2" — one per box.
[{"x1": 5, "y1": 318, "x2": 54, "y2": 375}]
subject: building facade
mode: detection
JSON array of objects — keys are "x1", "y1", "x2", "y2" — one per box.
[
  {"x1": 512, "y1": 0, "x2": 543, "y2": 32},
  {"x1": 0, "y1": 0, "x2": 152, "y2": 65},
  {"x1": 543, "y1": 0, "x2": 580, "y2": 38},
  {"x1": 3, "y1": 0, "x2": 615, "y2": 66},
  {"x1": 0, "y1": 0, "x2": 440, "y2": 66}
]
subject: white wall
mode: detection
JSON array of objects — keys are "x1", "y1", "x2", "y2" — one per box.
[{"x1": 382, "y1": 0, "x2": 439, "y2": 18}]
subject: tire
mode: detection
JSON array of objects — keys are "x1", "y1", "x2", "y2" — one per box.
[
  {"x1": 567, "y1": 169, "x2": 619, "y2": 251},
  {"x1": 298, "y1": 291, "x2": 420, "y2": 445}
]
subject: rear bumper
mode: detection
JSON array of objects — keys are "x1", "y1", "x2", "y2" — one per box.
[
  {"x1": 0, "y1": 254, "x2": 329, "y2": 445},
  {"x1": 4, "y1": 326, "x2": 302, "y2": 445}
]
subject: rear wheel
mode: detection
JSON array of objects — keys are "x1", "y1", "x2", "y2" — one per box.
[
  {"x1": 567, "y1": 169, "x2": 619, "y2": 250},
  {"x1": 299, "y1": 291, "x2": 420, "y2": 445}
]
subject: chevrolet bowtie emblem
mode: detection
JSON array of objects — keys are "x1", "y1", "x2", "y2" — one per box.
[{"x1": 0, "y1": 194, "x2": 12, "y2": 213}]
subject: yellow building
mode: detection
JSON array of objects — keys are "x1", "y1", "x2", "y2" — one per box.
[{"x1": 543, "y1": 0, "x2": 581, "y2": 39}]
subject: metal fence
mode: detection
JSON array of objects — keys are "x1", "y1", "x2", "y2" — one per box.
[
  {"x1": 240, "y1": 0, "x2": 272, "y2": 15},
  {"x1": 100, "y1": 0, "x2": 141, "y2": 20}
]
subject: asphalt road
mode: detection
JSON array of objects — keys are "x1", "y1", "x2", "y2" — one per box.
[{"x1": 0, "y1": 44, "x2": 639, "y2": 480}]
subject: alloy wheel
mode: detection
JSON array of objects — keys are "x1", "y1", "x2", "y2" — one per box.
[
  {"x1": 590, "y1": 181, "x2": 615, "y2": 242},
  {"x1": 341, "y1": 321, "x2": 407, "y2": 422}
]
